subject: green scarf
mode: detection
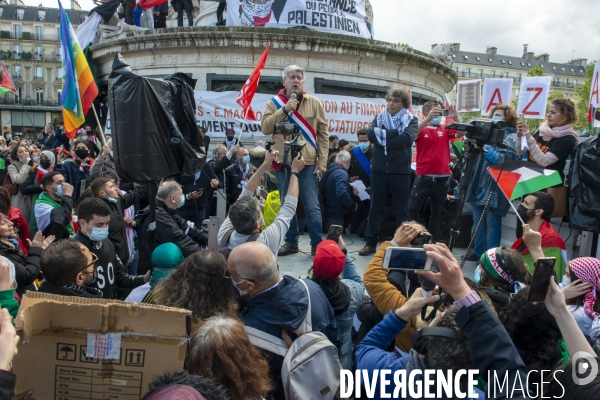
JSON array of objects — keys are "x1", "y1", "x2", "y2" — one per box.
[{"x1": 36, "y1": 192, "x2": 74, "y2": 236}]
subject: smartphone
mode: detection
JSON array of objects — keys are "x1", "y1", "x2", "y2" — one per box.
[
  {"x1": 519, "y1": 114, "x2": 525, "y2": 124},
  {"x1": 410, "y1": 231, "x2": 432, "y2": 247},
  {"x1": 383, "y1": 247, "x2": 432, "y2": 271},
  {"x1": 526, "y1": 257, "x2": 556, "y2": 302},
  {"x1": 326, "y1": 225, "x2": 343, "y2": 243},
  {"x1": 440, "y1": 109, "x2": 449, "y2": 117}
]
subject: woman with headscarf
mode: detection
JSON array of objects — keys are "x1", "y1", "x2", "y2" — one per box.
[
  {"x1": 124, "y1": 242, "x2": 184, "y2": 304},
  {"x1": 565, "y1": 258, "x2": 600, "y2": 339},
  {"x1": 474, "y1": 247, "x2": 530, "y2": 312}
]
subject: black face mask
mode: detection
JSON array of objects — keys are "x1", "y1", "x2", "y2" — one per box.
[
  {"x1": 75, "y1": 149, "x2": 89, "y2": 159},
  {"x1": 40, "y1": 159, "x2": 51, "y2": 169},
  {"x1": 226, "y1": 136, "x2": 234, "y2": 141},
  {"x1": 517, "y1": 204, "x2": 536, "y2": 223}
]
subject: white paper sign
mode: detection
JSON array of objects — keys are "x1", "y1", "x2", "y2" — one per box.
[
  {"x1": 516, "y1": 77, "x2": 552, "y2": 119},
  {"x1": 456, "y1": 79, "x2": 481, "y2": 112},
  {"x1": 350, "y1": 179, "x2": 369, "y2": 200},
  {"x1": 481, "y1": 78, "x2": 513, "y2": 114},
  {"x1": 227, "y1": 0, "x2": 371, "y2": 39},
  {"x1": 589, "y1": 57, "x2": 600, "y2": 108}
]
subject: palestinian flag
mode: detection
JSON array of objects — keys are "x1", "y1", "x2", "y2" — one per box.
[
  {"x1": 0, "y1": 62, "x2": 18, "y2": 97},
  {"x1": 488, "y1": 160, "x2": 562, "y2": 201}
]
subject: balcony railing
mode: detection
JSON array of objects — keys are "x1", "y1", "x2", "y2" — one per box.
[
  {"x1": 0, "y1": 31, "x2": 59, "y2": 42},
  {"x1": 33, "y1": 75, "x2": 43, "y2": 80},
  {"x1": 0, "y1": 97, "x2": 59, "y2": 106}
]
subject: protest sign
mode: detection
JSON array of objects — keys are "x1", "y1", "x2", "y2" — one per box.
[
  {"x1": 481, "y1": 78, "x2": 513, "y2": 114},
  {"x1": 226, "y1": 0, "x2": 371, "y2": 39},
  {"x1": 194, "y1": 91, "x2": 386, "y2": 141},
  {"x1": 456, "y1": 80, "x2": 481, "y2": 112},
  {"x1": 516, "y1": 76, "x2": 552, "y2": 119},
  {"x1": 589, "y1": 58, "x2": 600, "y2": 108}
]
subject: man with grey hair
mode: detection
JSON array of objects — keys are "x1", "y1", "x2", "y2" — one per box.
[
  {"x1": 227, "y1": 241, "x2": 341, "y2": 400},
  {"x1": 137, "y1": 180, "x2": 205, "y2": 273},
  {"x1": 322, "y1": 150, "x2": 358, "y2": 233},
  {"x1": 261, "y1": 64, "x2": 329, "y2": 256}
]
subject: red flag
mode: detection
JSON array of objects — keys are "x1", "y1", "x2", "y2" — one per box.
[
  {"x1": 236, "y1": 46, "x2": 269, "y2": 121},
  {"x1": 136, "y1": 0, "x2": 167, "y2": 10}
]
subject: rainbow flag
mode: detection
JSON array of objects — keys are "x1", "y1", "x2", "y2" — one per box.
[{"x1": 59, "y1": 0, "x2": 98, "y2": 139}]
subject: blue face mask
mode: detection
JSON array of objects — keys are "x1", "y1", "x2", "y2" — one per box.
[
  {"x1": 431, "y1": 117, "x2": 442, "y2": 126},
  {"x1": 5, "y1": 135, "x2": 11, "y2": 140},
  {"x1": 242, "y1": 155, "x2": 251, "y2": 164},
  {"x1": 106, "y1": 195, "x2": 118, "y2": 204},
  {"x1": 492, "y1": 115, "x2": 503, "y2": 121},
  {"x1": 177, "y1": 194, "x2": 186, "y2": 208},
  {"x1": 26, "y1": 156, "x2": 31, "y2": 164},
  {"x1": 474, "y1": 266, "x2": 482, "y2": 284},
  {"x1": 55, "y1": 184, "x2": 65, "y2": 197},
  {"x1": 85, "y1": 223, "x2": 109, "y2": 242},
  {"x1": 358, "y1": 142, "x2": 370, "y2": 151}
]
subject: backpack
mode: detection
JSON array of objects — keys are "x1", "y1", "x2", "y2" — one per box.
[
  {"x1": 217, "y1": 228, "x2": 260, "y2": 257},
  {"x1": 245, "y1": 279, "x2": 342, "y2": 400}
]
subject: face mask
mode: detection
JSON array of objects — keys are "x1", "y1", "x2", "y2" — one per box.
[
  {"x1": 358, "y1": 142, "x2": 370, "y2": 151},
  {"x1": 75, "y1": 149, "x2": 89, "y2": 159},
  {"x1": 5, "y1": 135, "x2": 11, "y2": 140},
  {"x1": 431, "y1": 117, "x2": 442, "y2": 126},
  {"x1": 54, "y1": 184, "x2": 65, "y2": 197},
  {"x1": 33, "y1": 156, "x2": 40, "y2": 163},
  {"x1": 230, "y1": 276, "x2": 249, "y2": 296},
  {"x1": 226, "y1": 136, "x2": 234, "y2": 141},
  {"x1": 474, "y1": 266, "x2": 482, "y2": 284},
  {"x1": 177, "y1": 194, "x2": 186, "y2": 208},
  {"x1": 561, "y1": 276, "x2": 571, "y2": 286},
  {"x1": 85, "y1": 223, "x2": 109, "y2": 242},
  {"x1": 106, "y1": 195, "x2": 118, "y2": 204},
  {"x1": 517, "y1": 204, "x2": 535, "y2": 223},
  {"x1": 242, "y1": 155, "x2": 251, "y2": 164},
  {"x1": 26, "y1": 156, "x2": 31, "y2": 164},
  {"x1": 40, "y1": 159, "x2": 51, "y2": 169},
  {"x1": 0, "y1": 146, "x2": 4, "y2": 151},
  {"x1": 492, "y1": 115, "x2": 503, "y2": 122}
]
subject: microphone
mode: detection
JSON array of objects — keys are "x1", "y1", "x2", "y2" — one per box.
[{"x1": 288, "y1": 93, "x2": 297, "y2": 118}]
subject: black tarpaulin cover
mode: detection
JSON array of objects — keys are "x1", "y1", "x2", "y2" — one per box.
[
  {"x1": 568, "y1": 136, "x2": 600, "y2": 233},
  {"x1": 108, "y1": 54, "x2": 205, "y2": 183}
]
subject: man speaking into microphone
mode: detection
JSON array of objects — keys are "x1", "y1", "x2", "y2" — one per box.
[{"x1": 261, "y1": 65, "x2": 328, "y2": 256}]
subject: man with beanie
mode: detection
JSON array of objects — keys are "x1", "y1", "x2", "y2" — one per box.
[
  {"x1": 310, "y1": 238, "x2": 363, "y2": 370},
  {"x1": 74, "y1": 198, "x2": 148, "y2": 299}
]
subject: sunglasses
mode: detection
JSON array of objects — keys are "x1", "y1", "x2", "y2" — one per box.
[{"x1": 79, "y1": 253, "x2": 99, "y2": 283}]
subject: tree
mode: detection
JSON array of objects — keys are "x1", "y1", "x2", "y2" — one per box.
[
  {"x1": 527, "y1": 65, "x2": 545, "y2": 77},
  {"x1": 574, "y1": 62, "x2": 596, "y2": 133}
]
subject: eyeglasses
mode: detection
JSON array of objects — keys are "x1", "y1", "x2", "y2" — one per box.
[
  {"x1": 79, "y1": 253, "x2": 99, "y2": 283},
  {"x1": 222, "y1": 268, "x2": 255, "y2": 284}
]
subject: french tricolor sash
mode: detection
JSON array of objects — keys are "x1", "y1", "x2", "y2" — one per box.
[
  {"x1": 271, "y1": 94, "x2": 317, "y2": 149},
  {"x1": 352, "y1": 146, "x2": 371, "y2": 178}
]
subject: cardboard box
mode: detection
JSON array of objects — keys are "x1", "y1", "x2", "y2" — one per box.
[{"x1": 13, "y1": 292, "x2": 191, "y2": 399}]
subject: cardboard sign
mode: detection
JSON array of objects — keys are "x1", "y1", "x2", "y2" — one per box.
[
  {"x1": 516, "y1": 76, "x2": 552, "y2": 119},
  {"x1": 481, "y1": 78, "x2": 513, "y2": 114},
  {"x1": 456, "y1": 80, "x2": 482, "y2": 112},
  {"x1": 227, "y1": 0, "x2": 371, "y2": 39},
  {"x1": 13, "y1": 292, "x2": 191, "y2": 399},
  {"x1": 589, "y1": 57, "x2": 600, "y2": 108}
]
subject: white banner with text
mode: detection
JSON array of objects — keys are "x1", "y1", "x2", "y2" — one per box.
[{"x1": 516, "y1": 77, "x2": 552, "y2": 119}]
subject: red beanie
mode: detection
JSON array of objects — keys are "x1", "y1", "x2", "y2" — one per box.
[{"x1": 313, "y1": 240, "x2": 345, "y2": 280}]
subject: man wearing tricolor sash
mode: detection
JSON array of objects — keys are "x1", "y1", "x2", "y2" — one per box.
[{"x1": 261, "y1": 65, "x2": 328, "y2": 256}]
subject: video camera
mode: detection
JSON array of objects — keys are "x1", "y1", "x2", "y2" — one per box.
[
  {"x1": 273, "y1": 123, "x2": 306, "y2": 166},
  {"x1": 446, "y1": 118, "x2": 506, "y2": 147}
]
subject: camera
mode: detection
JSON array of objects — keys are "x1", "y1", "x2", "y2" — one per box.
[
  {"x1": 446, "y1": 118, "x2": 506, "y2": 147},
  {"x1": 286, "y1": 140, "x2": 306, "y2": 161},
  {"x1": 411, "y1": 231, "x2": 433, "y2": 247},
  {"x1": 265, "y1": 139, "x2": 276, "y2": 151}
]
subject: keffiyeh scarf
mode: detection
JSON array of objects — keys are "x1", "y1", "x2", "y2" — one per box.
[{"x1": 373, "y1": 108, "x2": 412, "y2": 155}]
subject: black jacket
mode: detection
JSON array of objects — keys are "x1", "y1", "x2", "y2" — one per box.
[
  {"x1": 0, "y1": 370, "x2": 16, "y2": 399},
  {"x1": 174, "y1": 162, "x2": 217, "y2": 212},
  {"x1": 103, "y1": 184, "x2": 147, "y2": 265},
  {"x1": 214, "y1": 159, "x2": 256, "y2": 206},
  {"x1": 37, "y1": 193, "x2": 73, "y2": 241},
  {"x1": 367, "y1": 116, "x2": 418, "y2": 174},
  {"x1": 322, "y1": 162, "x2": 355, "y2": 221},
  {"x1": 74, "y1": 232, "x2": 144, "y2": 299},
  {"x1": 19, "y1": 170, "x2": 43, "y2": 197},
  {"x1": 137, "y1": 199, "x2": 204, "y2": 275},
  {"x1": 0, "y1": 242, "x2": 42, "y2": 295},
  {"x1": 154, "y1": 1, "x2": 168, "y2": 14},
  {"x1": 38, "y1": 280, "x2": 103, "y2": 298},
  {"x1": 40, "y1": 134, "x2": 55, "y2": 151}
]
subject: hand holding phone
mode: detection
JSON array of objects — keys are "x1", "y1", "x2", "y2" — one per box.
[
  {"x1": 383, "y1": 247, "x2": 432, "y2": 271},
  {"x1": 326, "y1": 225, "x2": 343, "y2": 243},
  {"x1": 527, "y1": 257, "x2": 556, "y2": 302}
]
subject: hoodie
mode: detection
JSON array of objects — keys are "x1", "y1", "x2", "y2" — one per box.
[{"x1": 241, "y1": 275, "x2": 341, "y2": 400}]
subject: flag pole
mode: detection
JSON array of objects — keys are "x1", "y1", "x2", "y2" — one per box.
[
  {"x1": 91, "y1": 103, "x2": 107, "y2": 146},
  {"x1": 509, "y1": 200, "x2": 526, "y2": 226},
  {"x1": 18, "y1": 98, "x2": 37, "y2": 136}
]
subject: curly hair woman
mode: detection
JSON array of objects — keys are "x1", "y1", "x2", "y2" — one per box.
[
  {"x1": 153, "y1": 250, "x2": 237, "y2": 323},
  {"x1": 186, "y1": 314, "x2": 273, "y2": 400},
  {"x1": 499, "y1": 289, "x2": 567, "y2": 390},
  {"x1": 474, "y1": 247, "x2": 530, "y2": 311},
  {"x1": 517, "y1": 98, "x2": 578, "y2": 182}
]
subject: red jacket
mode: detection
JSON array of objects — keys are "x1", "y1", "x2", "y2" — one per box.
[{"x1": 9, "y1": 206, "x2": 30, "y2": 255}]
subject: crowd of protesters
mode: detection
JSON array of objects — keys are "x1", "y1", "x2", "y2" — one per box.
[{"x1": 0, "y1": 64, "x2": 598, "y2": 399}]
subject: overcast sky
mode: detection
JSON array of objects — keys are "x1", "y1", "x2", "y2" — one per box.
[{"x1": 26, "y1": 0, "x2": 599, "y2": 64}]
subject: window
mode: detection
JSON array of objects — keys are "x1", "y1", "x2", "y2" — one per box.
[
  {"x1": 0, "y1": 8, "x2": 4, "y2": 18},
  {"x1": 491, "y1": 70, "x2": 496, "y2": 78},
  {"x1": 521, "y1": 62, "x2": 525, "y2": 66},
  {"x1": 540, "y1": 64, "x2": 544, "y2": 68},
  {"x1": 35, "y1": 66, "x2": 43, "y2": 79},
  {"x1": 56, "y1": 67, "x2": 63, "y2": 80},
  {"x1": 501, "y1": 60, "x2": 506, "y2": 64},
  {"x1": 13, "y1": 25, "x2": 21, "y2": 40},
  {"x1": 13, "y1": 45, "x2": 20, "y2": 59},
  {"x1": 56, "y1": 47, "x2": 61, "y2": 61},
  {"x1": 562, "y1": 67, "x2": 565, "y2": 71},
  {"x1": 35, "y1": 88, "x2": 44, "y2": 104},
  {"x1": 13, "y1": 65, "x2": 21, "y2": 79},
  {"x1": 527, "y1": 63, "x2": 531, "y2": 67},
  {"x1": 508, "y1": 61, "x2": 512, "y2": 65},
  {"x1": 516, "y1": 89, "x2": 519, "y2": 96},
  {"x1": 478, "y1": 69, "x2": 483, "y2": 77},
  {"x1": 35, "y1": 46, "x2": 42, "y2": 60},
  {"x1": 488, "y1": 58, "x2": 492, "y2": 62},
  {"x1": 35, "y1": 26, "x2": 43, "y2": 40},
  {"x1": 58, "y1": 89, "x2": 62, "y2": 102},
  {"x1": 37, "y1": 10, "x2": 45, "y2": 21},
  {"x1": 465, "y1": 67, "x2": 471, "y2": 75},
  {"x1": 476, "y1": 57, "x2": 480, "y2": 61},
  {"x1": 453, "y1": 66, "x2": 458, "y2": 73},
  {"x1": 15, "y1": 87, "x2": 22, "y2": 103},
  {"x1": 452, "y1": 54, "x2": 455, "y2": 58},
  {"x1": 464, "y1": 55, "x2": 469, "y2": 59},
  {"x1": 517, "y1": 73, "x2": 522, "y2": 81},
  {"x1": 553, "y1": 66, "x2": 556, "y2": 70},
  {"x1": 16, "y1": 9, "x2": 24, "y2": 20}
]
